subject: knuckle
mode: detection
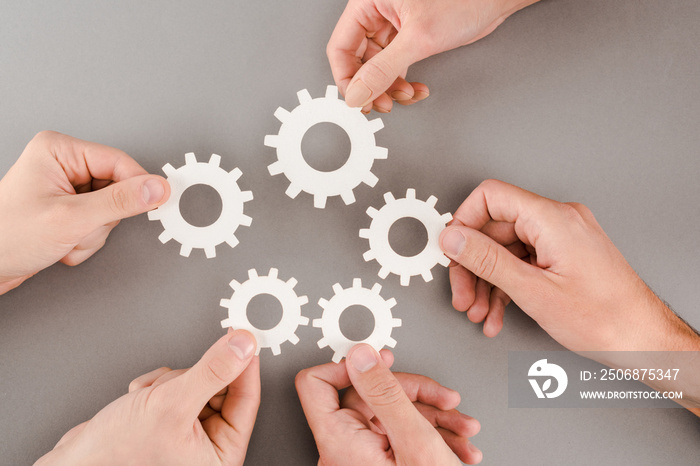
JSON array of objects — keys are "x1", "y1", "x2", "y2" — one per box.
[
  {"x1": 365, "y1": 378, "x2": 404, "y2": 407},
  {"x1": 294, "y1": 368, "x2": 312, "y2": 391},
  {"x1": 361, "y1": 57, "x2": 396, "y2": 90},
  {"x1": 109, "y1": 185, "x2": 133, "y2": 215},
  {"x1": 202, "y1": 357, "x2": 232, "y2": 387},
  {"x1": 470, "y1": 242, "x2": 499, "y2": 281}
]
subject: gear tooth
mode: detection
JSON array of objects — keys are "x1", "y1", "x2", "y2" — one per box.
[
  {"x1": 371, "y1": 283, "x2": 382, "y2": 294},
  {"x1": 286, "y1": 183, "x2": 302, "y2": 199},
  {"x1": 340, "y1": 190, "x2": 355, "y2": 205},
  {"x1": 162, "y1": 163, "x2": 176, "y2": 177},
  {"x1": 373, "y1": 146, "x2": 388, "y2": 160},
  {"x1": 366, "y1": 206, "x2": 379, "y2": 219},
  {"x1": 220, "y1": 318, "x2": 231, "y2": 328},
  {"x1": 331, "y1": 352, "x2": 344, "y2": 363},
  {"x1": 204, "y1": 245, "x2": 217, "y2": 259},
  {"x1": 286, "y1": 277, "x2": 298, "y2": 288},
  {"x1": 353, "y1": 278, "x2": 362, "y2": 288},
  {"x1": 406, "y1": 188, "x2": 416, "y2": 200},
  {"x1": 264, "y1": 134, "x2": 279, "y2": 148},
  {"x1": 317, "y1": 337, "x2": 329, "y2": 348},
  {"x1": 326, "y1": 85, "x2": 339, "y2": 99},
  {"x1": 378, "y1": 266, "x2": 390, "y2": 279},
  {"x1": 367, "y1": 118, "x2": 384, "y2": 133},
  {"x1": 387, "y1": 298, "x2": 397, "y2": 309},
  {"x1": 185, "y1": 152, "x2": 197, "y2": 165},
  {"x1": 362, "y1": 250, "x2": 375, "y2": 261},
  {"x1": 313, "y1": 319, "x2": 323, "y2": 328},
  {"x1": 229, "y1": 279, "x2": 241, "y2": 291},
  {"x1": 400, "y1": 274, "x2": 410, "y2": 286},
  {"x1": 426, "y1": 195, "x2": 438, "y2": 208},
  {"x1": 332, "y1": 283, "x2": 343, "y2": 294},
  {"x1": 157, "y1": 230, "x2": 172, "y2": 244},
  {"x1": 299, "y1": 315, "x2": 309, "y2": 325},
  {"x1": 271, "y1": 345, "x2": 282, "y2": 356},
  {"x1": 438, "y1": 255, "x2": 451, "y2": 267},
  {"x1": 288, "y1": 334, "x2": 300, "y2": 345},
  {"x1": 383, "y1": 192, "x2": 395, "y2": 203},
  {"x1": 298, "y1": 296, "x2": 309, "y2": 306},
  {"x1": 148, "y1": 210, "x2": 160, "y2": 221},
  {"x1": 274, "y1": 107, "x2": 291, "y2": 123},
  {"x1": 268, "y1": 161, "x2": 284, "y2": 176},
  {"x1": 297, "y1": 89, "x2": 312, "y2": 104},
  {"x1": 318, "y1": 298, "x2": 329, "y2": 308},
  {"x1": 363, "y1": 172, "x2": 378, "y2": 187},
  {"x1": 220, "y1": 298, "x2": 231, "y2": 308},
  {"x1": 226, "y1": 235, "x2": 239, "y2": 248},
  {"x1": 229, "y1": 167, "x2": 242, "y2": 182},
  {"x1": 421, "y1": 270, "x2": 433, "y2": 282},
  {"x1": 248, "y1": 269, "x2": 259, "y2": 279},
  {"x1": 441, "y1": 212, "x2": 453, "y2": 223},
  {"x1": 392, "y1": 317, "x2": 402, "y2": 327},
  {"x1": 386, "y1": 337, "x2": 397, "y2": 348},
  {"x1": 240, "y1": 214, "x2": 253, "y2": 227},
  {"x1": 359, "y1": 228, "x2": 371, "y2": 239},
  {"x1": 180, "y1": 244, "x2": 192, "y2": 257},
  {"x1": 313, "y1": 195, "x2": 327, "y2": 209},
  {"x1": 241, "y1": 191, "x2": 254, "y2": 202},
  {"x1": 209, "y1": 153, "x2": 221, "y2": 166},
  {"x1": 268, "y1": 268, "x2": 278, "y2": 279}
]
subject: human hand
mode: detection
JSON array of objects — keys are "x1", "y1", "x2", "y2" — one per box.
[
  {"x1": 0, "y1": 131, "x2": 170, "y2": 295},
  {"x1": 35, "y1": 329, "x2": 260, "y2": 465},
  {"x1": 295, "y1": 344, "x2": 482, "y2": 465},
  {"x1": 327, "y1": 0, "x2": 540, "y2": 113},
  {"x1": 438, "y1": 179, "x2": 700, "y2": 354}
]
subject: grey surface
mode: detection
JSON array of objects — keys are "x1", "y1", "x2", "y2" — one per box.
[{"x1": 1, "y1": 0, "x2": 699, "y2": 464}]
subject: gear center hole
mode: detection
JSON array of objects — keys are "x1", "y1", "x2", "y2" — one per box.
[
  {"x1": 388, "y1": 217, "x2": 429, "y2": 257},
  {"x1": 246, "y1": 293, "x2": 284, "y2": 331},
  {"x1": 179, "y1": 184, "x2": 223, "y2": 227},
  {"x1": 301, "y1": 122, "x2": 352, "y2": 172},
  {"x1": 339, "y1": 305, "x2": 376, "y2": 342}
]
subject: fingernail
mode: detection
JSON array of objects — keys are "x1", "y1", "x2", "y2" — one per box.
[
  {"x1": 349, "y1": 344, "x2": 378, "y2": 373},
  {"x1": 374, "y1": 105, "x2": 391, "y2": 113},
  {"x1": 142, "y1": 178, "x2": 165, "y2": 205},
  {"x1": 228, "y1": 332, "x2": 255, "y2": 360},
  {"x1": 345, "y1": 79, "x2": 372, "y2": 107},
  {"x1": 414, "y1": 90, "x2": 430, "y2": 101},
  {"x1": 442, "y1": 229, "x2": 465, "y2": 256},
  {"x1": 468, "y1": 442, "x2": 481, "y2": 454},
  {"x1": 391, "y1": 90, "x2": 412, "y2": 101}
]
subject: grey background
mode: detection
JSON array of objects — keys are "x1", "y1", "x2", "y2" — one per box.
[{"x1": 1, "y1": 0, "x2": 699, "y2": 464}]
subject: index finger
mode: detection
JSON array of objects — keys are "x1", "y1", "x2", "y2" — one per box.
[
  {"x1": 452, "y1": 179, "x2": 559, "y2": 249},
  {"x1": 327, "y1": 4, "x2": 386, "y2": 94},
  {"x1": 33, "y1": 130, "x2": 148, "y2": 186}
]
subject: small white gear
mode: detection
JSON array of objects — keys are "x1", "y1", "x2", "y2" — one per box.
[
  {"x1": 313, "y1": 279, "x2": 401, "y2": 363},
  {"x1": 148, "y1": 152, "x2": 253, "y2": 258},
  {"x1": 360, "y1": 189, "x2": 453, "y2": 286},
  {"x1": 264, "y1": 85, "x2": 388, "y2": 208},
  {"x1": 220, "y1": 268, "x2": 309, "y2": 356}
]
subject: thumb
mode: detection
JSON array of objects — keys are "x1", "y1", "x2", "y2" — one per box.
[
  {"x1": 163, "y1": 329, "x2": 257, "y2": 421},
  {"x1": 76, "y1": 174, "x2": 170, "y2": 226},
  {"x1": 344, "y1": 33, "x2": 417, "y2": 108},
  {"x1": 346, "y1": 344, "x2": 436, "y2": 451},
  {"x1": 439, "y1": 225, "x2": 544, "y2": 305}
]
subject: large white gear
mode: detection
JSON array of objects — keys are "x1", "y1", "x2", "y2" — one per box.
[
  {"x1": 313, "y1": 279, "x2": 401, "y2": 363},
  {"x1": 360, "y1": 189, "x2": 453, "y2": 286},
  {"x1": 264, "y1": 85, "x2": 387, "y2": 208},
  {"x1": 220, "y1": 268, "x2": 309, "y2": 356},
  {"x1": 148, "y1": 152, "x2": 253, "y2": 258}
]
